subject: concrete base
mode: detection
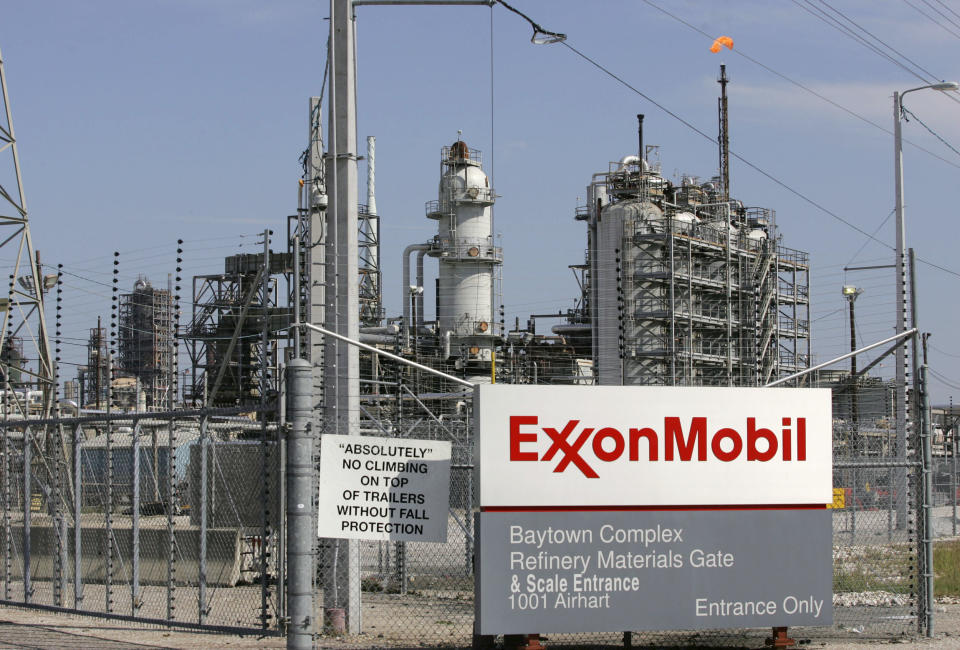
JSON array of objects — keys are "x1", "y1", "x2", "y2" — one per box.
[{"x1": 5, "y1": 515, "x2": 246, "y2": 586}]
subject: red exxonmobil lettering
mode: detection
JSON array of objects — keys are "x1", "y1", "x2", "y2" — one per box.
[{"x1": 509, "y1": 415, "x2": 807, "y2": 478}]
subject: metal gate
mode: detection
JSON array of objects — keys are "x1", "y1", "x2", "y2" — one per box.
[{"x1": 0, "y1": 405, "x2": 282, "y2": 635}]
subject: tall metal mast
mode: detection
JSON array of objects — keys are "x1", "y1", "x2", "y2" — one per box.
[
  {"x1": 359, "y1": 135, "x2": 382, "y2": 326},
  {"x1": 718, "y1": 63, "x2": 730, "y2": 201},
  {"x1": 0, "y1": 46, "x2": 54, "y2": 417}
]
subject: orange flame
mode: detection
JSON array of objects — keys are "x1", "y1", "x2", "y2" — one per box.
[{"x1": 710, "y1": 35, "x2": 734, "y2": 53}]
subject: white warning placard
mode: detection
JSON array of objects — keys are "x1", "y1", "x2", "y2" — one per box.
[{"x1": 318, "y1": 434, "x2": 451, "y2": 542}]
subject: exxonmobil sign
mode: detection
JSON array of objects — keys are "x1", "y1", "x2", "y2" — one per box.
[{"x1": 475, "y1": 385, "x2": 832, "y2": 508}]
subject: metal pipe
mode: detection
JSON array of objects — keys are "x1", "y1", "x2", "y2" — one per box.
[
  {"x1": 292, "y1": 233, "x2": 301, "y2": 359},
  {"x1": 765, "y1": 328, "x2": 918, "y2": 387},
  {"x1": 637, "y1": 113, "x2": 644, "y2": 162},
  {"x1": 300, "y1": 323, "x2": 473, "y2": 387},
  {"x1": 416, "y1": 248, "x2": 427, "y2": 333},
  {"x1": 286, "y1": 358, "x2": 314, "y2": 649},
  {"x1": 359, "y1": 333, "x2": 397, "y2": 345},
  {"x1": 402, "y1": 244, "x2": 430, "y2": 349}
]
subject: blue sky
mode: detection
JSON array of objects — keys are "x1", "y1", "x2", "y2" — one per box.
[{"x1": 2, "y1": 0, "x2": 960, "y2": 401}]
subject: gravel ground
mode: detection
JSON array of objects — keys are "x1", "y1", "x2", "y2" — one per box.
[{"x1": 0, "y1": 605, "x2": 959, "y2": 649}]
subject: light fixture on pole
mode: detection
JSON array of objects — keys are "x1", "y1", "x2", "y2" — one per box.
[
  {"x1": 892, "y1": 79, "x2": 957, "y2": 524},
  {"x1": 843, "y1": 285, "x2": 863, "y2": 442}
]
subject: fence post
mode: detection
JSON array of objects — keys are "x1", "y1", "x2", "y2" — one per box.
[
  {"x1": 132, "y1": 421, "x2": 141, "y2": 615},
  {"x1": 73, "y1": 424, "x2": 82, "y2": 606},
  {"x1": 286, "y1": 358, "x2": 315, "y2": 649},
  {"x1": 198, "y1": 416, "x2": 208, "y2": 625},
  {"x1": 23, "y1": 425, "x2": 31, "y2": 603},
  {"x1": 920, "y1": 361, "x2": 934, "y2": 637},
  {"x1": 2, "y1": 412, "x2": 9, "y2": 601}
]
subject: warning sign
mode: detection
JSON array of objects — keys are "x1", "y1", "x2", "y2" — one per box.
[
  {"x1": 317, "y1": 434, "x2": 451, "y2": 542},
  {"x1": 827, "y1": 488, "x2": 845, "y2": 509}
]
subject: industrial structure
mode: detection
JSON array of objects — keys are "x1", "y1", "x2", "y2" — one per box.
[
  {"x1": 117, "y1": 276, "x2": 174, "y2": 408},
  {"x1": 578, "y1": 148, "x2": 811, "y2": 387},
  {"x1": 183, "y1": 250, "x2": 290, "y2": 408},
  {"x1": 77, "y1": 319, "x2": 108, "y2": 408}
]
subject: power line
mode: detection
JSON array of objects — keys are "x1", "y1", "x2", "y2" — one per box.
[
  {"x1": 803, "y1": 0, "x2": 960, "y2": 109},
  {"x1": 816, "y1": 0, "x2": 949, "y2": 83},
  {"x1": 904, "y1": 0, "x2": 960, "y2": 39},
  {"x1": 847, "y1": 208, "x2": 895, "y2": 266},
  {"x1": 929, "y1": 366, "x2": 960, "y2": 390},
  {"x1": 559, "y1": 40, "x2": 886, "y2": 244},
  {"x1": 932, "y1": 0, "x2": 960, "y2": 24},
  {"x1": 901, "y1": 105, "x2": 960, "y2": 159},
  {"x1": 931, "y1": 344, "x2": 960, "y2": 359},
  {"x1": 639, "y1": 0, "x2": 960, "y2": 171},
  {"x1": 793, "y1": 0, "x2": 929, "y2": 83},
  {"x1": 554, "y1": 33, "x2": 960, "y2": 282}
]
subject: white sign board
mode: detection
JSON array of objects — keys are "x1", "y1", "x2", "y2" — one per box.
[
  {"x1": 318, "y1": 434, "x2": 451, "y2": 542},
  {"x1": 476, "y1": 385, "x2": 831, "y2": 508}
]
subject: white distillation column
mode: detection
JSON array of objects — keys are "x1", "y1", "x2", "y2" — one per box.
[{"x1": 427, "y1": 140, "x2": 501, "y2": 381}]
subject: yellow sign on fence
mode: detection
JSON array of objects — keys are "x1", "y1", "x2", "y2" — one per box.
[{"x1": 828, "y1": 487, "x2": 845, "y2": 509}]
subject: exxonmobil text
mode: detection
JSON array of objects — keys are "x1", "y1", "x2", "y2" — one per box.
[{"x1": 509, "y1": 415, "x2": 807, "y2": 478}]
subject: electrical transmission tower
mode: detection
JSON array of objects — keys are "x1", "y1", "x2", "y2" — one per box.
[{"x1": 0, "y1": 46, "x2": 54, "y2": 417}]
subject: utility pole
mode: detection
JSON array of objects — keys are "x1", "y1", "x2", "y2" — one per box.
[{"x1": 319, "y1": 0, "x2": 361, "y2": 634}]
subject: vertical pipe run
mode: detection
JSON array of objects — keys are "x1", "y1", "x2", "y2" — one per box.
[
  {"x1": 286, "y1": 359, "x2": 314, "y2": 649},
  {"x1": 636, "y1": 114, "x2": 644, "y2": 162}
]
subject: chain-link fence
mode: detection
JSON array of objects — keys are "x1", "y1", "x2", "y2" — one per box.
[
  {"x1": 297, "y1": 371, "x2": 930, "y2": 648},
  {"x1": 0, "y1": 373, "x2": 937, "y2": 647},
  {"x1": 0, "y1": 406, "x2": 282, "y2": 636}
]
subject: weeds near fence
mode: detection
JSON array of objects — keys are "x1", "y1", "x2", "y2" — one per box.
[
  {"x1": 934, "y1": 539, "x2": 960, "y2": 596},
  {"x1": 834, "y1": 544, "x2": 914, "y2": 594}
]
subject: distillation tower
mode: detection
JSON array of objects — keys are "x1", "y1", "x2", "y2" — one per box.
[{"x1": 404, "y1": 140, "x2": 502, "y2": 382}]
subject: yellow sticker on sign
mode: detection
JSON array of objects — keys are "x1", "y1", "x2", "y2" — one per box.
[{"x1": 828, "y1": 488, "x2": 845, "y2": 509}]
